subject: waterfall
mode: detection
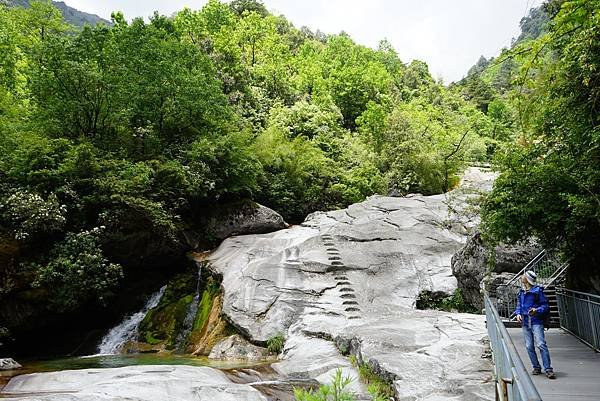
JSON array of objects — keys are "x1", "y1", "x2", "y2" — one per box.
[
  {"x1": 174, "y1": 266, "x2": 202, "y2": 352},
  {"x1": 97, "y1": 286, "x2": 166, "y2": 355}
]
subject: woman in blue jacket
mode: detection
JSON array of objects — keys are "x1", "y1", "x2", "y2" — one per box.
[{"x1": 514, "y1": 270, "x2": 556, "y2": 379}]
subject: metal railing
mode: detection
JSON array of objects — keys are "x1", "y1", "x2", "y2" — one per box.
[
  {"x1": 493, "y1": 251, "x2": 566, "y2": 321},
  {"x1": 485, "y1": 294, "x2": 542, "y2": 401},
  {"x1": 556, "y1": 288, "x2": 600, "y2": 352}
]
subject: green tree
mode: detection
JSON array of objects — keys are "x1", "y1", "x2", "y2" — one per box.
[{"x1": 482, "y1": 0, "x2": 600, "y2": 291}]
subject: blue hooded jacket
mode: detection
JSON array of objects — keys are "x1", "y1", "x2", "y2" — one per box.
[{"x1": 514, "y1": 285, "x2": 549, "y2": 326}]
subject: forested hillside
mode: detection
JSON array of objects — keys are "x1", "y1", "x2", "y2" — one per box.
[
  {"x1": 0, "y1": 0, "x2": 501, "y2": 341},
  {"x1": 458, "y1": 0, "x2": 600, "y2": 291},
  {"x1": 1, "y1": 0, "x2": 597, "y2": 351},
  {"x1": 2, "y1": 0, "x2": 109, "y2": 26}
]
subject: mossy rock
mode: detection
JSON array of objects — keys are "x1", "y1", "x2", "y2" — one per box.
[
  {"x1": 139, "y1": 293, "x2": 193, "y2": 350},
  {"x1": 138, "y1": 262, "x2": 227, "y2": 352},
  {"x1": 192, "y1": 276, "x2": 220, "y2": 333},
  {"x1": 138, "y1": 267, "x2": 199, "y2": 350}
]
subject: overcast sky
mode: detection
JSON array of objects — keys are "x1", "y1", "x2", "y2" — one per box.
[{"x1": 65, "y1": 0, "x2": 539, "y2": 83}]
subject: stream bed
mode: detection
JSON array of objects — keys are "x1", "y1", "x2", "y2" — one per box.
[{"x1": 0, "y1": 353, "x2": 275, "y2": 393}]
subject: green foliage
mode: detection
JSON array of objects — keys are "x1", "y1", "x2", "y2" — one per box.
[
  {"x1": 481, "y1": 0, "x2": 600, "y2": 289},
  {"x1": 378, "y1": 98, "x2": 485, "y2": 195},
  {"x1": 0, "y1": 190, "x2": 67, "y2": 241},
  {"x1": 30, "y1": 16, "x2": 230, "y2": 150},
  {"x1": 192, "y1": 276, "x2": 220, "y2": 332},
  {"x1": 31, "y1": 227, "x2": 123, "y2": 312},
  {"x1": 416, "y1": 289, "x2": 477, "y2": 313},
  {"x1": 294, "y1": 369, "x2": 356, "y2": 401},
  {"x1": 185, "y1": 131, "x2": 261, "y2": 200},
  {"x1": 349, "y1": 356, "x2": 395, "y2": 400},
  {"x1": 0, "y1": 0, "x2": 502, "y2": 319},
  {"x1": 267, "y1": 333, "x2": 285, "y2": 354}
]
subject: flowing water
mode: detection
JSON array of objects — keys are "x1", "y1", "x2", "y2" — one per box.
[
  {"x1": 174, "y1": 266, "x2": 202, "y2": 352},
  {"x1": 0, "y1": 354, "x2": 275, "y2": 393},
  {"x1": 96, "y1": 286, "x2": 166, "y2": 355}
]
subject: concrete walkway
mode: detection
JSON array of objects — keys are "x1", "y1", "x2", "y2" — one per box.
[{"x1": 508, "y1": 328, "x2": 600, "y2": 401}]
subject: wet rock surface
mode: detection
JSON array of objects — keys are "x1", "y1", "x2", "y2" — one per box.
[
  {"x1": 1, "y1": 168, "x2": 496, "y2": 400},
  {"x1": 0, "y1": 365, "x2": 268, "y2": 401},
  {"x1": 207, "y1": 167, "x2": 496, "y2": 400}
]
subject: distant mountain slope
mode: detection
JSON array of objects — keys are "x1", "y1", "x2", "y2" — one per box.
[{"x1": 2, "y1": 0, "x2": 110, "y2": 26}]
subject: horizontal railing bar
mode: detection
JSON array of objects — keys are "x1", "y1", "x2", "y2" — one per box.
[
  {"x1": 558, "y1": 294, "x2": 600, "y2": 307},
  {"x1": 485, "y1": 294, "x2": 543, "y2": 400},
  {"x1": 557, "y1": 287, "x2": 600, "y2": 301}
]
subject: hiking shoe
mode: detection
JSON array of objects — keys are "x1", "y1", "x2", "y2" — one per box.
[
  {"x1": 532, "y1": 368, "x2": 542, "y2": 375},
  {"x1": 546, "y1": 371, "x2": 556, "y2": 379}
]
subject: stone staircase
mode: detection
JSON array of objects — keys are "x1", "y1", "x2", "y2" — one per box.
[{"x1": 320, "y1": 233, "x2": 362, "y2": 321}]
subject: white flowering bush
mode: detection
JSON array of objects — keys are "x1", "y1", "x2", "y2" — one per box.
[
  {"x1": 0, "y1": 190, "x2": 67, "y2": 241},
  {"x1": 32, "y1": 228, "x2": 123, "y2": 312}
]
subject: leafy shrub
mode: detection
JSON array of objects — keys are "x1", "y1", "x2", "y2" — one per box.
[
  {"x1": 267, "y1": 333, "x2": 285, "y2": 354},
  {"x1": 185, "y1": 131, "x2": 261, "y2": 200},
  {"x1": 0, "y1": 190, "x2": 67, "y2": 241},
  {"x1": 416, "y1": 288, "x2": 477, "y2": 313},
  {"x1": 32, "y1": 227, "x2": 123, "y2": 312}
]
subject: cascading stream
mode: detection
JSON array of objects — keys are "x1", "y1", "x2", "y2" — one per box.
[
  {"x1": 174, "y1": 265, "x2": 202, "y2": 352},
  {"x1": 96, "y1": 286, "x2": 166, "y2": 355}
]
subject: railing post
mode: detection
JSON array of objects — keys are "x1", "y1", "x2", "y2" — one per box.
[
  {"x1": 500, "y1": 377, "x2": 511, "y2": 400},
  {"x1": 588, "y1": 295, "x2": 598, "y2": 350}
]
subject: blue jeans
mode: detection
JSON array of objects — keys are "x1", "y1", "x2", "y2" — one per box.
[{"x1": 523, "y1": 324, "x2": 553, "y2": 372}]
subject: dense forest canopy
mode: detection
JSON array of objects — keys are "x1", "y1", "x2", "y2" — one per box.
[
  {"x1": 0, "y1": 0, "x2": 497, "y2": 339},
  {"x1": 0, "y1": 0, "x2": 598, "y2": 346},
  {"x1": 470, "y1": 0, "x2": 600, "y2": 290}
]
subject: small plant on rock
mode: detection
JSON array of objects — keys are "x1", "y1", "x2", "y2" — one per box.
[
  {"x1": 294, "y1": 368, "x2": 356, "y2": 401},
  {"x1": 267, "y1": 333, "x2": 285, "y2": 354},
  {"x1": 350, "y1": 357, "x2": 395, "y2": 400}
]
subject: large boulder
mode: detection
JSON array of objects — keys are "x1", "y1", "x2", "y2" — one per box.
[
  {"x1": 206, "y1": 167, "x2": 496, "y2": 400},
  {"x1": 452, "y1": 232, "x2": 541, "y2": 309},
  {"x1": 208, "y1": 335, "x2": 271, "y2": 361},
  {"x1": 0, "y1": 358, "x2": 21, "y2": 371},
  {"x1": 184, "y1": 201, "x2": 287, "y2": 249}
]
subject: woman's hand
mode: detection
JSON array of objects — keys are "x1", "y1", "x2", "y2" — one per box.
[{"x1": 516, "y1": 314, "x2": 523, "y2": 322}]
